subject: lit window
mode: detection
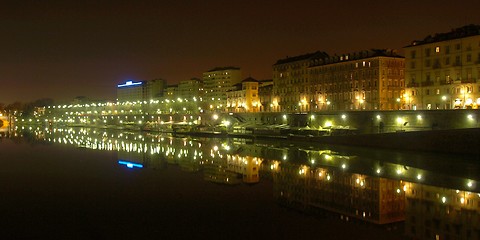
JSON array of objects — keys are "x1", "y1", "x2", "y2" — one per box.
[{"x1": 435, "y1": 46, "x2": 440, "y2": 53}]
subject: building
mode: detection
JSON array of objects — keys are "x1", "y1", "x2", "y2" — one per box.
[
  {"x1": 177, "y1": 77, "x2": 204, "y2": 100},
  {"x1": 273, "y1": 50, "x2": 404, "y2": 112},
  {"x1": 117, "y1": 80, "x2": 143, "y2": 102},
  {"x1": 226, "y1": 77, "x2": 261, "y2": 113},
  {"x1": 404, "y1": 24, "x2": 480, "y2": 110},
  {"x1": 258, "y1": 79, "x2": 273, "y2": 112},
  {"x1": 273, "y1": 51, "x2": 329, "y2": 112},
  {"x1": 272, "y1": 161, "x2": 405, "y2": 224},
  {"x1": 309, "y1": 49, "x2": 405, "y2": 111},
  {"x1": 404, "y1": 182, "x2": 480, "y2": 240},
  {"x1": 163, "y1": 84, "x2": 178, "y2": 99},
  {"x1": 203, "y1": 67, "x2": 242, "y2": 111},
  {"x1": 116, "y1": 79, "x2": 167, "y2": 102}
]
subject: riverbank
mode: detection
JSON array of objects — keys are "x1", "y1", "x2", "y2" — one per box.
[{"x1": 171, "y1": 128, "x2": 480, "y2": 156}]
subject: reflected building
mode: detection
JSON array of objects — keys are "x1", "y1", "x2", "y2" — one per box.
[
  {"x1": 227, "y1": 155, "x2": 262, "y2": 184},
  {"x1": 272, "y1": 162, "x2": 405, "y2": 224},
  {"x1": 19, "y1": 126, "x2": 480, "y2": 239},
  {"x1": 404, "y1": 183, "x2": 480, "y2": 240}
]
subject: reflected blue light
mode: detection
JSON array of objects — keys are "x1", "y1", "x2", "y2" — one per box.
[
  {"x1": 117, "y1": 81, "x2": 142, "y2": 88},
  {"x1": 118, "y1": 160, "x2": 143, "y2": 169}
]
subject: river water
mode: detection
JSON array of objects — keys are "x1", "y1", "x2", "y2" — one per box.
[{"x1": 1, "y1": 126, "x2": 479, "y2": 239}]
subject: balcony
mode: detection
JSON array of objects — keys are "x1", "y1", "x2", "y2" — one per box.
[
  {"x1": 421, "y1": 81, "x2": 434, "y2": 87},
  {"x1": 406, "y1": 82, "x2": 419, "y2": 88},
  {"x1": 461, "y1": 78, "x2": 477, "y2": 84}
]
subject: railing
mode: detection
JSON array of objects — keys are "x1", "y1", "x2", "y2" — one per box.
[
  {"x1": 406, "y1": 82, "x2": 419, "y2": 88},
  {"x1": 461, "y1": 79, "x2": 477, "y2": 84}
]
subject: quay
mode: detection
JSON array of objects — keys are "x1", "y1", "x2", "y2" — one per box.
[{"x1": 15, "y1": 107, "x2": 480, "y2": 156}]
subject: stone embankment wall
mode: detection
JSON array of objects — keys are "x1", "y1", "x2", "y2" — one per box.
[{"x1": 206, "y1": 109, "x2": 480, "y2": 134}]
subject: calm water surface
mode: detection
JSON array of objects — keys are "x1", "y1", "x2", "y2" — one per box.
[{"x1": 1, "y1": 127, "x2": 478, "y2": 239}]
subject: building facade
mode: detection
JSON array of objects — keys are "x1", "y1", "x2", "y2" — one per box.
[
  {"x1": 226, "y1": 77, "x2": 261, "y2": 113},
  {"x1": 203, "y1": 67, "x2": 242, "y2": 112},
  {"x1": 258, "y1": 79, "x2": 273, "y2": 112},
  {"x1": 309, "y1": 49, "x2": 405, "y2": 111},
  {"x1": 272, "y1": 51, "x2": 329, "y2": 112},
  {"x1": 404, "y1": 24, "x2": 480, "y2": 110},
  {"x1": 177, "y1": 78, "x2": 204, "y2": 100},
  {"x1": 117, "y1": 79, "x2": 166, "y2": 102},
  {"x1": 273, "y1": 50, "x2": 404, "y2": 112}
]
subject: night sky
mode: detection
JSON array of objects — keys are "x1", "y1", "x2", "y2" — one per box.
[{"x1": 1, "y1": 0, "x2": 479, "y2": 103}]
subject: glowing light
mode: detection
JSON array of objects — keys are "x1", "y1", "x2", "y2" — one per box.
[
  {"x1": 117, "y1": 81, "x2": 142, "y2": 88},
  {"x1": 417, "y1": 174, "x2": 422, "y2": 180},
  {"x1": 324, "y1": 121, "x2": 332, "y2": 127},
  {"x1": 341, "y1": 114, "x2": 346, "y2": 120},
  {"x1": 441, "y1": 196, "x2": 447, "y2": 203},
  {"x1": 213, "y1": 114, "x2": 219, "y2": 120}
]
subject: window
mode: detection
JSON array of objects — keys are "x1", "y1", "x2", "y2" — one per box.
[
  {"x1": 410, "y1": 62, "x2": 416, "y2": 69},
  {"x1": 411, "y1": 50, "x2": 416, "y2": 59},
  {"x1": 436, "y1": 89, "x2": 440, "y2": 94},
  {"x1": 435, "y1": 46, "x2": 440, "y2": 53},
  {"x1": 425, "y1": 48, "x2": 431, "y2": 57},
  {"x1": 455, "y1": 56, "x2": 461, "y2": 65},
  {"x1": 425, "y1": 59, "x2": 431, "y2": 67},
  {"x1": 445, "y1": 57, "x2": 450, "y2": 65},
  {"x1": 467, "y1": 54, "x2": 472, "y2": 62}
]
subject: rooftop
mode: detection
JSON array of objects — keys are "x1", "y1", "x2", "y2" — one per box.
[
  {"x1": 405, "y1": 24, "x2": 480, "y2": 47},
  {"x1": 310, "y1": 49, "x2": 403, "y2": 67},
  {"x1": 274, "y1": 51, "x2": 329, "y2": 65},
  {"x1": 206, "y1": 66, "x2": 241, "y2": 72}
]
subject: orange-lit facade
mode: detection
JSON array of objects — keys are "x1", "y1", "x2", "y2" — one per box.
[
  {"x1": 226, "y1": 77, "x2": 261, "y2": 113},
  {"x1": 404, "y1": 24, "x2": 480, "y2": 110},
  {"x1": 273, "y1": 50, "x2": 405, "y2": 112}
]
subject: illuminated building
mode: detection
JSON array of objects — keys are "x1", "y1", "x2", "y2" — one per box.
[
  {"x1": 163, "y1": 84, "x2": 178, "y2": 99},
  {"x1": 404, "y1": 183, "x2": 480, "y2": 239},
  {"x1": 117, "y1": 79, "x2": 167, "y2": 102},
  {"x1": 226, "y1": 77, "x2": 261, "y2": 113},
  {"x1": 258, "y1": 79, "x2": 273, "y2": 112},
  {"x1": 203, "y1": 67, "x2": 242, "y2": 111},
  {"x1": 404, "y1": 24, "x2": 480, "y2": 110},
  {"x1": 273, "y1": 51, "x2": 328, "y2": 112},
  {"x1": 309, "y1": 49, "x2": 404, "y2": 111},
  {"x1": 177, "y1": 78, "x2": 203, "y2": 99},
  {"x1": 273, "y1": 50, "x2": 404, "y2": 112}
]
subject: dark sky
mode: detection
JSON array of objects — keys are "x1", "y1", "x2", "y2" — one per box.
[{"x1": 1, "y1": 0, "x2": 479, "y2": 103}]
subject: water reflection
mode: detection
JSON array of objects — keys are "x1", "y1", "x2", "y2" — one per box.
[{"x1": 10, "y1": 126, "x2": 480, "y2": 239}]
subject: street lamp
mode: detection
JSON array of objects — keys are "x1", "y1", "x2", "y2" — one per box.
[{"x1": 441, "y1": 95, "x2": 447, "y2": 109}]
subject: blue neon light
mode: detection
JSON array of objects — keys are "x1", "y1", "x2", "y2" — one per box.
[
  {"x1": 118, "y1": 160, "x2": 143, "y2": 169},
  {"x1": 117, "y1": 81, "x2": 143, "y2": 88}
]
